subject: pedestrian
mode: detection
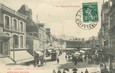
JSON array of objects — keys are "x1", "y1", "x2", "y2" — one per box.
[
  {"x1": 57, "y1": 69, "x2": 61, "y2": 73},
  {"x1": 43, "y1": 59, "x2": 46, "y2": 64},
  {"x1": 73, "y1": 71, "x2": 77, "y2": 73},
  {"x1": 85, "y1": 69, "x2": 89, "y2": 73},
  {"x1": 84, "y1": 55, "x2": 87, "y2": 61},
  {"x1": 74, "y1": 57, "x2": 77, "y2": 65},
  {"x1": 72, "y1": 68, "x2": 78, "y2": 73},
  {"x1": 57, "y1": 57, "x2": 59, "y2": 64},
  {"x1": 53, "y1": 70, "x2": 56, "y2": 73},
  {"x1": 63, "y1": 69, "x2": 66, "y2": 73},
  {"x1": 65, "y1": 55, "x2": 67, "y2": 60},
  {"x1": 68, "y1": 55, "x2": 70, "y2": 60},
  {"x1": 41, "y1": 59, "x2": 43, "y2": 66}
]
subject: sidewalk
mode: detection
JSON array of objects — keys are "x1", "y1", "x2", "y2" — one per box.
[{"x1": 0, "y1": 57, "x2": 14, "y2": 65}]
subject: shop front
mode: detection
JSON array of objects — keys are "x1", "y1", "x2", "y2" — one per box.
[{"x1": 34, "y1": 50, "x2": 44, "y2": 66}]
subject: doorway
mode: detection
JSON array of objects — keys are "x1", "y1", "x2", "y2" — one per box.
[{"x1": 0, "y1": 40, "x2": 10, "y2": 56}]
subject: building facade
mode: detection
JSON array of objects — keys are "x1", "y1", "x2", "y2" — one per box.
[
  {"x1": 108, "y1": 0, "x2": 115, "y2": 56},
  {"x1": 99, "y1": 1, "x2": 111, "y2": 50},
  {"x1": 0, "y1": 3, "x2": 27, "y2": 57},
  {"x1": 99, "y1": 0, "x2": 115, "y2": 72},
  {"x1": 18, "y1": 5, "x2": 47, "y2": 66}
]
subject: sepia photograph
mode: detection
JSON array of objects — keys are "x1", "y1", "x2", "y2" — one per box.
[{"x1": 0, "y1": 0, "x2": 115, "y2": 73}]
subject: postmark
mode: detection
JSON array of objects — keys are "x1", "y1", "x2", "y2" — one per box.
[{"x1": 75, "y1": 2, "x2": 98, "y2": 30}]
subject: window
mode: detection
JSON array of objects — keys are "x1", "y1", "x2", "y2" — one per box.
[
  {"x1": 13, "y1": 19, "x2": 18, "y2": 30},
  {"x1": 5, "y1": 16, "x2": 10, "y2": 29},
  {"x1": 20, "y1": 36, "x2": 23, "y2": 48},
  {"x1": 20, "y1": 22, "x2": 24, "y2": 31},
  {"x1": 13, "y1": 35, "x2": 19, "y2": 48}
]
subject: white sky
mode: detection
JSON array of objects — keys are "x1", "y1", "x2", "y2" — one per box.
[{"x1": 0, "y1": 0, "x2": 107, "y2": 39}]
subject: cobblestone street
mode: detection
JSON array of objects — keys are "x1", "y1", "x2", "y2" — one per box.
[{"x1": 0, "y1": 52, "x2": 101, "y2": 73}]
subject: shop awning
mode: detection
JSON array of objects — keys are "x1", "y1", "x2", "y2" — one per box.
[
  {"x1": 35, "y1": 51, "x2": 43, "y2": 56},
  {"x1": 65, "y1": 48, "x2": 75, "y2": 50},
  {"x1": 74, "y1": 51, "x2": 81, "y2": 56},
  {"x1": 79, "y1": 50, "x2": 85, "y2": 53},
  {"x1": 82, "y1": 48, "x2": 91, "y2": 50},
  {"x1": 47, "y1": 49, "x2": 52, "y2": 53},
  {"x1": 74, "y1": 52, "x2": 81, "y2": 55},
  {"x1": 0, "y1": 33, "x2": 11, "y2": 41},
  {"x1": 10, "y1": 50, "x2": 34, "y2": 64}
]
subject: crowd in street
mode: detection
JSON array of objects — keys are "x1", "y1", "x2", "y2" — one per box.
[
  {"x1": 64, "y1": 49, "x2": 110, "y2": 66},
  {"x1": 63, "y1": 49, "x2": 111, "y2": 73}
]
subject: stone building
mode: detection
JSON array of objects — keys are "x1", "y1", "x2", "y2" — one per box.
[
  {"x1": 99, "y1": 0, "x2": 115, "y2": 72},
  {"x1": 18, "y1": 5, "x2": 47, "y2": 66},
  {"x1": 98, "y1": 1, "x2": 111, "y2": 50},
  {"x1": 0, "y1": 3, "x2": 33, "y2": 64}
]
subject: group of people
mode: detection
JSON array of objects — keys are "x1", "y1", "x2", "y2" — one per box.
[
  {"x1": 86, "y1": 50, "x2": 109, "y2": 65},
  {"x1": 65, "y1": 49, "x2": 110, "y2": 66},
  {"x1": 65, "y1": 51, "x2": 87, "y2": 65},
  {"x1": 100, "y1": 64, "x2": 109, "y2": 73},
  {"x1": 53, "y1": 69, "x2": 89, "y2": 73}
]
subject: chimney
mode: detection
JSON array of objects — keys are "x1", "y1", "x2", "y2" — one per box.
[
  {"x1": 45, "y1": 28, "x2": 50, "y2": 33},
  {"x1": 38, "y1": 23, "x2": 44, "y2": 28},
  {"x1": 18, "y1": 4, "x2": 32, "y2": 19}
]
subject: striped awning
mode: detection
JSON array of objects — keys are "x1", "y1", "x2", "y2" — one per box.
[{"x1": 10, "y1": 50, "x2": 34, "y2": 64}]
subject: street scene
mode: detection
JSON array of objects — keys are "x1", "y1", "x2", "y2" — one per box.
[{"x1": 0, "y1": 0, "x2": 115, "y2": 73}]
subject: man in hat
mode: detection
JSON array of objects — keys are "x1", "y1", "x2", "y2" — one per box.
[
  {"x1": 85, "y1": 69, "x2": 89, "y2": 73},
  {"x1": 57, "y1": 69, "x2": 61, "y2": 73}
]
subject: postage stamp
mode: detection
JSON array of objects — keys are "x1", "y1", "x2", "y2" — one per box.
[
  {"x1": 82, "y1": 2, "x2": 98, "y2": 22},
  {"x1": 75, "y1": 2, "x2": 98, "y2": 30}
]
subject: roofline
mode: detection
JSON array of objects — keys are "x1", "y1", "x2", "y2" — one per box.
[{"x1": 0, "y1": 3, "x2": 27, "y2": 20}]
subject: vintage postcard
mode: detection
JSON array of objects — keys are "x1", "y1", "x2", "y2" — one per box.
[{"x1": 0, "y1": 0, "x2": 115, "y2": 73}]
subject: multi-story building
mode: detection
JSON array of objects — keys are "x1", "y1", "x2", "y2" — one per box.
[
  {"x1": 0, "y1": 4, "x2": 33, "y2": 64},
  {"x1": 99, "y1": 1, "x2": 111, "y2": 50},
  {"x1": 18, "y1": 5, "x2": 47, "y2": 66},
  {"x1": 38, "y1": 23, "x2": 47, "y2": 52},
  {"x1": 99, "y1": 0, "x2": 115, "y2": 72},
  {"x1": 108, "y1": 0, "x2": 115, "y2": 56}
]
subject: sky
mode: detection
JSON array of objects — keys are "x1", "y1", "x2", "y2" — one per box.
[{"x1": 0, "y1": 0, "x2": 108, "y2": 40}]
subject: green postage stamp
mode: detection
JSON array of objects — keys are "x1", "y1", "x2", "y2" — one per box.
[
  {"x1": 75, "y1": 2, "x2": 98, "y2": 30},
  {"x1": 82, "y1": 2, "x2": 98, "y2": 22}
]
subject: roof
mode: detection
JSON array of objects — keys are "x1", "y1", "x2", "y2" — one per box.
[
  {"x1": 21, "y1": 4, "x2": 30, "y2": 11},
  {"x1": 0, "y1": 3, "x2": 27, "y2": 20}
]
